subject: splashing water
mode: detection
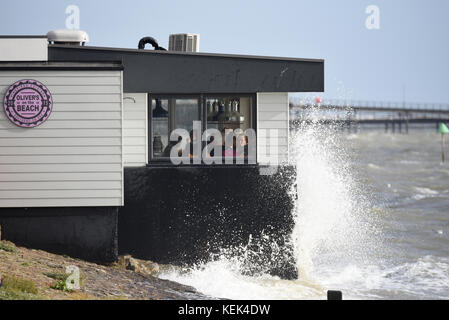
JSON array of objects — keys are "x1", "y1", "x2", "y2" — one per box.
[
  {"x1": 159, "y1": 109, "x2": 384, "y2": 299},
  {"x1": 289, "y1": 121, "x2": 381, "y2": 299},
  {"x1": 289, "y1": 120, "x2": 382, "y2": 297}
]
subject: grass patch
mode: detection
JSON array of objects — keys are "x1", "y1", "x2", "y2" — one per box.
[
  {"x1": 0, "y1": 241, "x2": 17, "y2": 253},
  {"x1": 2, "y1": 275, "x2": 38, "y2": 294},
  {"x1": 0, "y1": 275, "x2": 41, "y2": 300},
  {"x1": 44, "y1": 272, "x2": 73, "y2": 292},
  {"x1": 0, "y1": 289, "x2": 40, "y2": 300},
  {"x1": 50, "y1": 281, "x2": 72, "y2": 292},
  {"x1": 44, "y1": 272, "x2": 68, "y2": 281}
]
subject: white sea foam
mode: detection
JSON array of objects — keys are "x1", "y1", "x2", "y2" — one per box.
[
  {"x1": 412, "y1": 187, "x2": 440, "y2": 200},
  {"x1": 160, "y1": 258, "x2": 325, "y2": 300},
  {"x1": 367, "y1": 163, "x2": 382, "y2": 170},
  {"x1": 312, "y1": 255, "x2": 449, "y2": 299},
  {"x1": 414, "y1": 187, "x2": 439, "y2": 195}
]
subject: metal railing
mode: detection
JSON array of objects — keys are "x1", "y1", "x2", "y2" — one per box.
[{"x1": 292, "y1": 99, "x2": 449, "y2": 112}]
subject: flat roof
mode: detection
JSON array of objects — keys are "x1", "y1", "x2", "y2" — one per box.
[{"x1": 0, "y1": 35, "x2": 47, "y2": 39}]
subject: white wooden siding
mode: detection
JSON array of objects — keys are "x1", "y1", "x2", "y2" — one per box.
[
  {"x1": 257, "y1": 92, "x2": 289, "y2": 165},
  {"x1": 123, "y1": 93, "x2": 147, "y2": 166},
  {"x1": 0, "y1": 70, "x2": 123, "y2": 208}
]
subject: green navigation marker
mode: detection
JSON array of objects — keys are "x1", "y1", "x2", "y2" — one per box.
[
  {"x1": 439, "y1": 123, "x2": 449, "y2": 163},
  {"x1": 439, "y1": 123, "x2": 449, "y2": 134}
]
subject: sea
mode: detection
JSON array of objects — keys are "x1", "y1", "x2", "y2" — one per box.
[{"x1": 159, "y1": 122, "x2": 449, "y2": 300}]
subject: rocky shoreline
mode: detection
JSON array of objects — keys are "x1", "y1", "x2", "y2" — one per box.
[{"x1": 0, "y1": 240, "x2": 211, "y2": 300}]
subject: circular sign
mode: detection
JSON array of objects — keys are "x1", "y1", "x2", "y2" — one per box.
[{"x1": 3, "y1": 79, "x2": 53, "y2": 128}]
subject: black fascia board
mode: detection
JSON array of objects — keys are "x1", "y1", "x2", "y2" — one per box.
[{"x1": 48, "y1": 44, "x2": 324, "y2": 94}]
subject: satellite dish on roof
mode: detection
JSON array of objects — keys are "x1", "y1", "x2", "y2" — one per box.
[{"x1": 47, "y1": 29, "x2": 89, "y2": 46}]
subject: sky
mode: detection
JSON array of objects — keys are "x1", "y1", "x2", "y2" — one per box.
[{"x1": 1, "y1": 0, "x2": 448, "y2": 104}]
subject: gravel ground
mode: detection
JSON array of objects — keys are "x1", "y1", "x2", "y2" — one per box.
[{"x1": 0, "y1": 240, "x2": 211, "y2": 300}]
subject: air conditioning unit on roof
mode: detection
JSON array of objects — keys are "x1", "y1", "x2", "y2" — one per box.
[{"x1": 168, "y1": 33, "x2": 199, "y2": 52}]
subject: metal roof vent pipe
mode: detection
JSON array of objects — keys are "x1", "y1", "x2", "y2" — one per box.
[
  {"x1": 138, "y1": 37, "x2": 166, "y2": 51},
  {"x1": 47, "y1": 29, "x2": 89, "y2": 46}
]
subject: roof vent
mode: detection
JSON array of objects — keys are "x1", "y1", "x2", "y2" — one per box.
[{"x1": 47, "y1": 29, "x2": 89, "y2": 46}]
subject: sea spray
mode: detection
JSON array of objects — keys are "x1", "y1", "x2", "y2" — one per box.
[
  {"x1": 159, "y1": 105, "x2": 381, "y2": 299},
  {"x1": 289, "y1": 118, "x2": 381, "y2": 283}
]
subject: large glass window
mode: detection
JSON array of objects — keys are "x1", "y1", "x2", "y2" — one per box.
[
  {"x1": 149, "y1": 94, "x2": 254, "y2": 163},
  {"x1": 205, "y1": 96, "x2": 254, "y2": 162},
  {"x1": 150, "y1": 97, "x2": 200, "y2": 159}
]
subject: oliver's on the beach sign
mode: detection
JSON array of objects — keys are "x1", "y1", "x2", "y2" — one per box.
[{"x1": 3, "y1": 79, "x2": 53, "y2": 128}]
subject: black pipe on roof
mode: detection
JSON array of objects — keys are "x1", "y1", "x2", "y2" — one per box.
[{"x1": 138, "y1": 37, "x2": 166, "y2": 51}]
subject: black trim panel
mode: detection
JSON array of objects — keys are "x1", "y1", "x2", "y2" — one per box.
[{"x1": 49, "y1": 46, "x2": 324, "y2": 93}]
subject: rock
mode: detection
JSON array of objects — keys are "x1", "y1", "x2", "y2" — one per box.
[{"x1": 118, "y1": 255, "x2": 160, "y2": 276}]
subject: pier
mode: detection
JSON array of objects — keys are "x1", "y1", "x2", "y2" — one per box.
[{"x1": 290, "y1": 100, "x2": 449, "y2": 133}]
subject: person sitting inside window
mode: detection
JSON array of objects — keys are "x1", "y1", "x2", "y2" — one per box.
[
  {"x1": 237, "y1": 134, "x2": 249, "y2": 159},
  {"x1": 163, "y1": 135, "x2": 183, "y2": 158},
  {"x1": 223, "y1": 135, "x2": 237, "y2": 159}
]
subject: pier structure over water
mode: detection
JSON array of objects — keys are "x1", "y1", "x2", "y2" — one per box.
[{"x1": 290, "y1": 100, "x2": 449, "y2": 133}]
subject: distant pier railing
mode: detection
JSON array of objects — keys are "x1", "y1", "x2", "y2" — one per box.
[
  {"x1": 291, "y1": 99, "x2": 449, "y2": 113},
  {"x1": 290, "y1": 99, "x2": 449, "y2": 133}
]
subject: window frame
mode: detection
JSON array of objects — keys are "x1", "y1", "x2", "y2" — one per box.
[{"x1": 147, "y1": 93, "x2": 257, "y2": 164}]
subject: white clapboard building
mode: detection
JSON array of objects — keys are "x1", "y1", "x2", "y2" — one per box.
[{"x1": 0, "y1": 30, "x2": 323, "y2": 276}]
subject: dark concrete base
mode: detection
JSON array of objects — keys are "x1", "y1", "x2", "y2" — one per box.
[
  {"x1": 0, "y1": 166, "x2": 297, "y2": 278},
  {"x1": 0, "y1": 207, "x2": 118, "y2": 263},
  {"x1": 119, "y1": 165, "x2": 297, "y2": 279}
]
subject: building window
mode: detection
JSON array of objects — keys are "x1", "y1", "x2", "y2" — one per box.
[
  {"x1": 150, "y1": 96, "x2": 200, "y2": 159},
  {"x1": 205, "y1": 96, "x2": 253, "y2": 134},
  {"x1": 149, "y1": 94, "x2": 255, "y2": 163}
]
